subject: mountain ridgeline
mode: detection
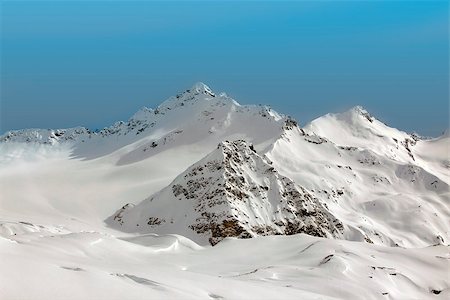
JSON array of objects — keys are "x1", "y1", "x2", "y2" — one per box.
[{"x1": 1, "y1": 82, "x2": 448, "y2": 247}]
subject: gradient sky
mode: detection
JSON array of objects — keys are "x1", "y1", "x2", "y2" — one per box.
[{"x1": 1, "y1": 1, "x2": 448, "y2": 136}]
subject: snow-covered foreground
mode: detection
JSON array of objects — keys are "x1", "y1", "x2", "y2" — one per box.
[
  {"x1": 1, "y1": 227, "x2": 448, "y2": 300},
  {"x1": 0, "y1": 83, "x2": 449, "y2": 299}
]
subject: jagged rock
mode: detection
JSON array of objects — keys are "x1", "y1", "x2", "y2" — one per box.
[{"x1": 107, "y1": 140, "x2": 343, "y2": 245}]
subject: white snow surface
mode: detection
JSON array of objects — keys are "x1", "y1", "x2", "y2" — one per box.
[{"x1": 0, "y1": 83, "x2": 449, "y2": 299}]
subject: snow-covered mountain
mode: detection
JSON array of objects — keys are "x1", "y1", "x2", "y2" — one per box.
[
  {"x1": 104, "y1": 104, "x2": 449, "y2": 247},
  {"x1": 107, "y1": 140, "x2": 343, "y2": 245},
  {"x1": 266, "y1": 108, "x2": 449, "y2": 247},
  {"x1": 1, "y1": 82, "x2": 449, "y2": 299},
  {"x1": 1, "y1": 82, "x2": 285, "y2": 161}
]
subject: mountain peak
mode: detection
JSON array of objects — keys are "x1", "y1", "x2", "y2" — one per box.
[
  {"x1": 350, "y1": 105, "x2": 368, "y2": 113},
  {"x1": 190, "y1": 82, "x2": 215, "y2": 97},
  {"x1": 108, "y1": 139, "x2": 343, "y2": 245},
  {"x1": 348, "y1": 105, "x2": 374, "y2": 122},
  {"x1": 155, "y1": 82, "x2": 218, "y2": 112}
]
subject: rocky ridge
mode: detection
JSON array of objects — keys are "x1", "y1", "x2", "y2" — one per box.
[{"x1": 108, "y1": 140, "x2": 343, "y2": 245}]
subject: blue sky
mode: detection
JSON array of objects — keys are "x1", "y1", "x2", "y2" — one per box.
[{"x1": 1, "y1": 1, "x2": 448, "y2": 136}]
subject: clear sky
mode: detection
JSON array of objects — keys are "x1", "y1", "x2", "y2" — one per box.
[{"x1": 1, "y1": 1, "x2": 448, "y2": 136}]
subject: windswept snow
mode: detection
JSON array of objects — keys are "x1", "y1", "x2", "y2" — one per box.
[
  {"x1": 0, "y1": 228, "x2": 448, "y2": 300},
  {"x1": 0, "y1": 83, "x2": 448, "y2": 299}
]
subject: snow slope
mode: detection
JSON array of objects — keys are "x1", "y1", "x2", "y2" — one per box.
[
  {"x1": 0, "y1": 82, "x2": 448, "y2": 299},
  {"x1": 0, "y1": 225, "x2": 448, "y2": 300},
  {"x1": 267, "y1": 109, "x2": 449, "y2": 247}
]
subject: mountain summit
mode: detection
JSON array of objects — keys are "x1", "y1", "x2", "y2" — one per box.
[{"x1": 190, "y1": 82, "x2": 216, "y2": 96}]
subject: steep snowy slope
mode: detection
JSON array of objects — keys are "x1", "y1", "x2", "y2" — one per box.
[
  {"x1": 304, "y1": 106, "x2": 420, "y2": 163},
  {"x1": 413, "y1": 131, "x2": 450, "y2": 183},
  {"x1": 266, "y1": 110, "x2": 450, "y2": 247},
  {"x1": 107, "y1": 140, "x2": 343, "y2": 245}
]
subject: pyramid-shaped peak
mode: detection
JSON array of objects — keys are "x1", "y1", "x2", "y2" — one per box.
[
  {"x1": 190, "y1": 82, "x2": 215, "y2": 97},
  {"x1": 329, "y1": 105, "x2": 375, "y2": 124},
  {"x1": 348, "y1": 105, "x2": 373, "y2": 121},
  {"x1": 350, "y1": 105, "x2": 368, "y2": 114},
  {"x1": 108, "y1": 138, "x2": 343, "y2": 245}
]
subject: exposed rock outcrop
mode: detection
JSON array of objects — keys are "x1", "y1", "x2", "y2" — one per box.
[{"x1": 107, "y1": 140, "x2": 343, "y2": 245}]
